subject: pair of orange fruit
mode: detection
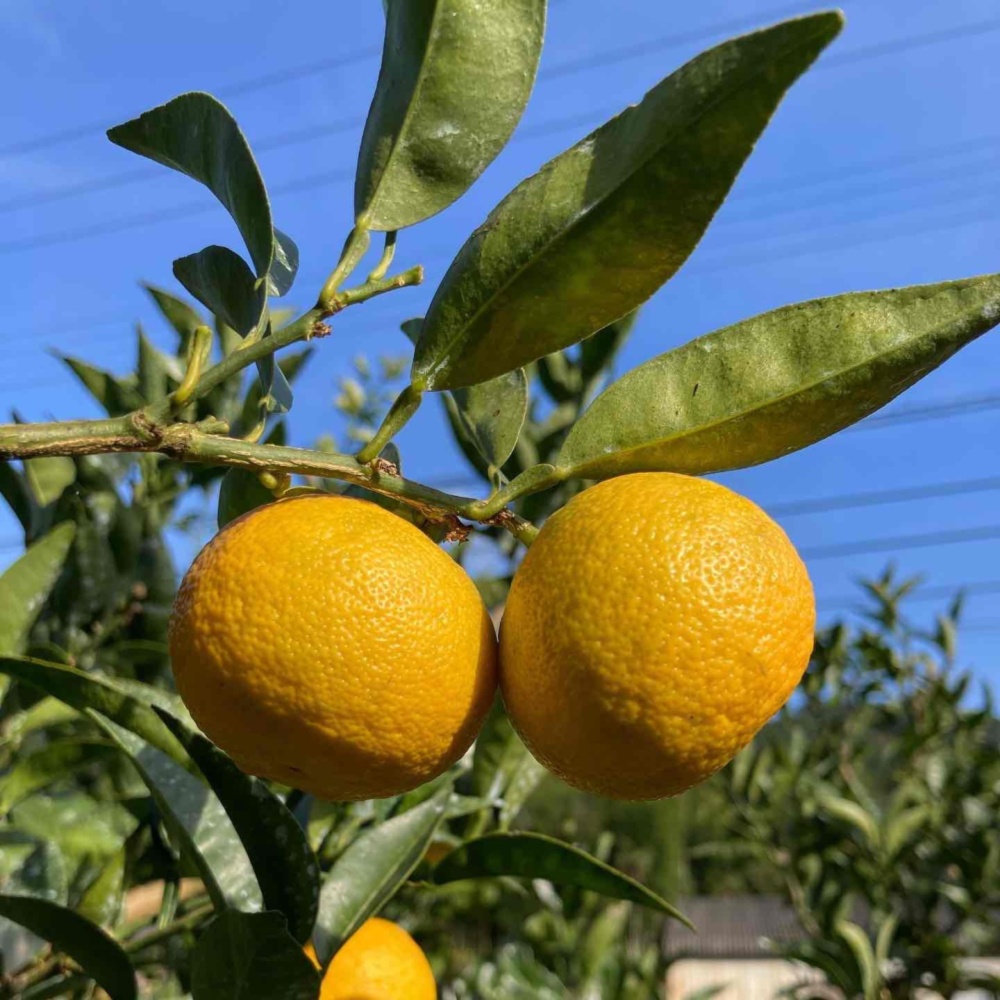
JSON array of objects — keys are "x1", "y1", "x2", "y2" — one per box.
[{"x1": 169, "y1": 472, "x2": 815, "y2": 804}]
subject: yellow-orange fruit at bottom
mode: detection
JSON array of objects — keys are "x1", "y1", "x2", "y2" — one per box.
[
  {"x1": 168, "y1": 495, "x2": 497, "y2": 801},
  {"x1": 306, "y1": 919, "x2": 436, "y2": 999},
  {"x1": 499, "y1": 472, "x2": 815, "y2": 800}
]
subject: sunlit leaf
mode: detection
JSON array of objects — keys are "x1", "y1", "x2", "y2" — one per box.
[
  {"x1": 558, "y1": 274, "x2": 1000, "y2": 480},
  {"x1": 92, "y1": 714, "x2": 263, "y2": 915},
  {"x1": 356, "y1": 0, "x2": 546, "y2": 230},
  {"x1": 108, "y1": 92, "x2": 273, "y2": 277},
  {"x1": 431, "y1": 832, "x2": 691, "y2": 925},
  {"x1": 412, "y1": 13, "x2": 843, "y2": 389},
  {"x1": 313, "y1": 786, "x2": 450, "y2": 965},
  {"x1": 0, "y1": 523, "x2": 75, "y2": 656},
  {"x1": 157, "y1": 711, "x2": 320, "y2": 944},
  {"x1": 0, "y1": 657, "x2": 186, "y2": 764}
]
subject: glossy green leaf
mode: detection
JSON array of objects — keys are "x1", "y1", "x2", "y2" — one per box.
[
  {"x1": 157, "y1": 711, "x2": 320, "y2": 945},
  {"x1": 59, "y1": 357, "x2": 145, "y2": 417},
  {"x1": 356, "y1": 0, "x2": 545, "y2": 231},
  {"x1": 0, "y1": 895, "x2": 137, "y2": 1000},
  {"x1": 558, "y1": 274, "x2": 1000, "y2": 480},
  {"x1": 173, "y1": 245, "x2": 266, "y2": 338},
  {"x1": 412, "y1": 13, "x2": 842, "y2": 390},
  {"x1": 108, "y1": 92, "x2": 273, "y2": 277},
  {"x1": 0, "y1": 739, "x2": 118, "y2": 814},
  {"x1": 268, "y1": 229, "x2": 300, "y2": 297},
  {"x1": 92, "y1": 715, "x2": 263, "y2": 915},
  {"x1": 0, "y1": 657, "x2": 186, "y2": 764},
  {"x1": 191, "y1": 910, "x2": 320, "y2": 1000},
  {"x1": 76, "y1": 850, "x2": 126, "y2": 928},
  {"x1": 445, "y1": 369, "x2": 527, "y2": 475},
  {"x1": 143, "y1": 283, "x2": 206, "y2": 356},
  {"x1": 217, "y1": 468, "x2": 276, "y2": 529},
  {"x1": 0, "y1": 523, "x2": 75, "y2": 656},
  {"x1": 313, "y1": 786, "x2": 449, "y2": 964},
  {"x1": 431, "y1": 832, "x2": 691, "y2": 925},
  {"x1": 2, "y1": 839, "x2": 67, "y2": 904}
]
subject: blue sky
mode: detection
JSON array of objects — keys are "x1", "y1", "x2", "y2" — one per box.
[{"x1": 1, "y1": 0, "x2": 998, "y2": 689}]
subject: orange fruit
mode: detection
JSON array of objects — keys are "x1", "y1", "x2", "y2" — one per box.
[
  {"x1": 307, "y1": 919, "x2": 436, "y2": 999},
  {"x1": 499, "y1": 472, "x2": 814, "y2": 799},
  {"x1": 169, "y1": 495, "x2": 497, "y2": 800}
]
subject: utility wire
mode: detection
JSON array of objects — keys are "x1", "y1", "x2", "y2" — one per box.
[
  {"x1": 2, "y1": 10, "x2": 997, "y2": 223},
  {"x1": 0, "y1": 1, "x2": 823, "y2": 159},
  {"x1": 816, "y1": 579, "x2": 1000, "y2": 608},
  {"x1": 801, "y1": 523, "x2": 1000, "y2": 562}
]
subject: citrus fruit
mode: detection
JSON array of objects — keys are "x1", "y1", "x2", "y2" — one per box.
[
  {"x1": 306, "y1": 919, "x2": 436, "y2": 999},
  {"x1": 168, "y1": 494, "x2": 497, "y2": 800},
  {"x1": 499, "y1": 472, "x2": 814, "y2": 799}
]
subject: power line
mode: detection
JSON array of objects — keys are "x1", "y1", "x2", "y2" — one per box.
[
  {"x1": 817, "y1": 579, "x2": 1000, "y2": 608},
  {"x1": 3, "y1": 9, "x2": 996, "y2": 225},
  {"x1": 0, "y1": 2, "x2": 815, "y2": 160},
  {"x1": 853, "y1": 391, "x2": 1000, "y2": 430},
  {"x1": 767, "y1": 475, "x2": 1000, "y2": 517},
  {"x1": 801, "y1": 523, "x2": 1000, "y2": 562}
]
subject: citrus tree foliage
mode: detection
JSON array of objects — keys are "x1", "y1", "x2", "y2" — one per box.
[{"x1": 0, "y1": 3, "x2": 999, "y2": 997}]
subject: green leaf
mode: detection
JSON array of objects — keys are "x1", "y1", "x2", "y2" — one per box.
[
  {"x1": 471, "y1": 702, "x2": 545, "y2": 829},
  {"x1": 76, "y1": 850, "x2": 126, "y2": 928},
  {"x1": 0, "y1": 739, "x2": 118, "y2": 814},
  {"x1": 444, "y1": 369, "x2": 527, "y2": 476},
  {"x1": 143, "y1": 283, "x2": 206, "y2": 356},
  {"x1": 0, "y1": 462, "x2": 33, "y2": 531},
  {"x1": 2, "y1": 839, "x2": 67, "y2": 904},
  {"x1": 819, "y1": 794, "x2": 880, "y2": 849},
  {"x1": 355, "y1": 0, "x2": 546, "y2": 231},
  {"x1": 173, "y1": 245, "x2": 267, "y2": 339},
  {"x1": 59, "y1": 357, "x2": 145, "y2": 417},
  {"x1": 411, "y1": 12, "x2": 843, "y2": 390},
  {"x1": 23, "y1": 456, "x2": 76, "y2": 509},
  {"x1": 558, "y1": 274, "x2": 1000, "y2": 480},
  {"x1": 0, "y1": 657, "x2": 187, "y2": 764},
  {"x1": 11, "y1": 793, "x2": 136, "y2": 862},
  {"x1": 884, "y1": 804, "x2": 931, "y2": 858},
  {"x1": 108, "y1": 93, "x2": 273, "y2": 277},
  {"x1": 268, "y1": 229, "x2": 299, "y2": 298},
  {"x1": 431, "y1": 832, "x2": 691, "y2": 926},
  {"x1": 137, "y1": 326, "x2": 181, "y2": 403},
  {"x1": 191, "y1": 910, "x2": 320, "y2": 1000},
  {"x1": 0, "y1": 523, "x2": 75, "y2": 656},
  {"x1": 579, "y1": 311, "x2": 639, "y2": 392},
  {"x1": 91, "y1": 714, "x2": 263, "y2": 915},
  {"x1": 313, "y1": 786, "x2": 450, "y2": 964},
  {"x1": 0, "y1": 895, "x2": 137, "y2": 1000},
  {"x1": 873, "y1": 912, "x2": 898, "y2": 967},
  {"x1": 217, "y1": 468, "x2": 276, "y2": 529},
  {"x1": 157, "y1": 711, "x2": 320, "y2": 945},
  {"x1": 836, "y1": 919, "x2": 879, "y2": 1000}
]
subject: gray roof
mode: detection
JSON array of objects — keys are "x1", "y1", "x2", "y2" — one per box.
[{"x1": 664, "y1": 895, "x2": 805, "y2": 958}]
